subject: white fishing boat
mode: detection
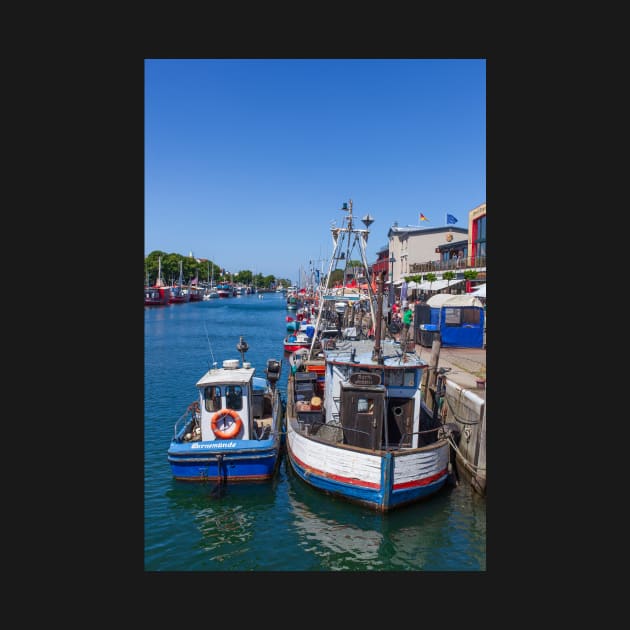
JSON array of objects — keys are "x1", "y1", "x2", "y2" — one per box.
[{"x1": 285, "y1": 200, "x2": 454, "y2": 512}]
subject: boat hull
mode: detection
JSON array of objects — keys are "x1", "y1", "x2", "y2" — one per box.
[
  {"x1": 168, "y1": 438, "x2": 283, "y2": 482},
  {"x1": 144, "y1": 286, "x2": 171, "y2": 306},
  {"x1": 284, "y1": 342, "x2": 311, "y2": 353},
  {"x1": 286, "y1": 420, "x2": 449, "y2": 511}
]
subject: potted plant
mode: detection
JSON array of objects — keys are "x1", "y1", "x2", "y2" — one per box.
[
  {"x1": 443, "y1": 270, "x2": 456, "y2": 293},
  {"x1": 424, "y1": 272, "x2": 437, "y2": 294}
]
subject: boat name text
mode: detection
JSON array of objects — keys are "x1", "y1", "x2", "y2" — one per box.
[{"x1": 191, "y1": 441, "x2": 237, "y2": 449}]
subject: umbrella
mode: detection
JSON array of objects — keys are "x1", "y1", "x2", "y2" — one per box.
[{"x1": 400, "y1": 280, "x2": 408, "y2": 303}]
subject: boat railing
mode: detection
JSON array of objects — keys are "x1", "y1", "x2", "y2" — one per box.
[
  {"x1": 397, "y1": 425, "x2": 444, "y2": 448},
  {"x1": 173, "y1": 404, "x2": 199, "y2": 441}
]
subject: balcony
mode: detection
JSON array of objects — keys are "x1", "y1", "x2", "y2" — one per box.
[{"x1": 409, "y1": 255, "x2": 486, "y2": 274}]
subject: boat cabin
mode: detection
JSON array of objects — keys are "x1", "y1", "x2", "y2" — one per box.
[
  {"x1": 311, "y1": 357, "x2": 439, "y2": 451},
  {"x1": 195, "y1": 360, "x2": 264, "y2": 440}
]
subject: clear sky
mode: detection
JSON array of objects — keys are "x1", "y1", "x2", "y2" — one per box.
[{"x1": 145, "y1": 58, "x2": 485, "y2": 283}]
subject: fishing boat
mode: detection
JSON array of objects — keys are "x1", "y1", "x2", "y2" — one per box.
[
  {"x1": 285, "y1": 200, "x2": 453, "y2": 512},
  {"x1": 202, "y1": 262, "x2": 219, "y2": 299},
  {"x1": 167, "y1": 337, "x2": 285, "y2": 485},
  {"x1": 144, "y1": 256, "x2": 171, "y2": 306},
  {"x1": 283, "y1": 313, "x2": 316, "y2": 353},
  {"x1": 169, "y1": 260, "x2": 191, "y2": 304},
  {"x1": 286, "y1": 288, "x2": 299, "y2": 310},
  {"x1": 283, "y1": 330, "x2": 314, "y2": 353},
  {"x1": 188, "y1": 272, "x2": 204, "y2": 301},
  {"x1": 216, "y1": 283, "x2": 232, "y2": 298}
]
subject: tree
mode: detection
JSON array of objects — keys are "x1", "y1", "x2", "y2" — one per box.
[
  {"x1": 443, "y1": 271, "x2": 456, "y2": 293},
  {"x1": 424, "y1": 272, "x2": 437, "y2": 293},
  {"x1": 145, "y1": 250, "x2": 283, "y2": 289}
]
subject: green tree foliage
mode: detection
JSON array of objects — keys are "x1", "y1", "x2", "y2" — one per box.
[
  {"x1": 423, "y1": 272, "x2": 437, "y2": 292},
  {"x1": 329, "y1": 269, "x2": 345, "y2": 285},
  {"x1": 144, "y1": 250, "x2": 288, "y2": 289},
  {"x1": 403, "y1": 274, "x2": 423, "y2": 284},
  {"x1": 442, "y1": 271, "x2": 456, "y2": 293}
]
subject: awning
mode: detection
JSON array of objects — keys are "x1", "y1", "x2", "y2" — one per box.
[
  {"x1": 470, "y1": 283, "x2": 486, "y2": 297},
  {"x1": 414, "y1": 278, "x2": 465, "y2": 291}
]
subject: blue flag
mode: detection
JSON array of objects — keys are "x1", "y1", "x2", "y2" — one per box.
[{"x1": 446, "y1": 213, "x2": 458, "y2": 225}]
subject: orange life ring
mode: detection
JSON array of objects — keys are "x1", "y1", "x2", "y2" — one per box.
[{"x1": 210, "y1": 408, "x2": 243, "y2": 439}]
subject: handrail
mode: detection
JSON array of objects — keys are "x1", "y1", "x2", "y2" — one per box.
[{"x1": 408, "y1": 255, "x2": 486, "y2": 274}]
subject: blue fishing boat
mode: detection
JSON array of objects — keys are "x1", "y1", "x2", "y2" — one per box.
[{"x1": 168, "y1": 337, "x2": 285, "y2": 485}]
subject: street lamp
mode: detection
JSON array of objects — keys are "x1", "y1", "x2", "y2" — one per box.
[{"x1": 389, "y1": 254, "x2": 396, "y2": 309}]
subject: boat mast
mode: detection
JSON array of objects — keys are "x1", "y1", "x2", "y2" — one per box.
[
  {"x1": 156, "y1": 256, "x2": 163, "y2": 287},
  {"x1": 308, "y1": 199, "x2": 377, "y2": 358}
]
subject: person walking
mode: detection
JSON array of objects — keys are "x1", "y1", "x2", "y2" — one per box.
[{"x1": 401, "y1": 304, "x2": 413, "y2": 350}]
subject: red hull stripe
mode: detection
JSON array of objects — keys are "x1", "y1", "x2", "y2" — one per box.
[
  {"x1": 291, "y1": 448, "x2": 448, "y2": 491},
  {"x1": 284, "y1": 344, "x2": 310, "y2": 352},
  {"x1": 392, "y1": 468, "x2": 449, "y2": 490},
  {"x1": 291, "y1": 451, "x2": 380, "y2": 489}
]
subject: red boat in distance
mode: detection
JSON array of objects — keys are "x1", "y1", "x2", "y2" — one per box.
[
  {"x1": 145, "y1": 285, "x2": 171, "y2": 306},
  {"x1": 145, "y1": 256, "x2": 171, "y2": 306}
]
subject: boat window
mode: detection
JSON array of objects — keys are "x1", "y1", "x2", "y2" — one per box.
[
  {"x1": 225, "y1": 385, "x2": 243, "y2": 411},
  {"x1": 403, "y1": 370, "x2": 416, "y2": 387},
  {"x1": 384, "y1": 370, "x2": 403, "y2": 386},
  {"x1": 204, "y1": 386, "x2": 222, "y2": 412},
  {"x1": 357, "y1": 397, "x2": 375, "y2": 413},
  {"x1": 383, "y1": 369, "x2": 417, "y2": 387}
]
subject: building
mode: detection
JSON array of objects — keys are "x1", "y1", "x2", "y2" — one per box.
[
  {"x1": 467, "y1": 202, "x2": 486, "y2": 268},
  {"x1": 387, "y1": 223, "x2": 468, "y2": 284},
  {"x1": 380, "y1": 202, "x2": 486, "y2": 297},
  {"x1": 371, "y1": 245, "x2": 391, "y2": 279}
]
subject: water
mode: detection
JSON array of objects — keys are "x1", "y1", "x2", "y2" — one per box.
[{"x1": 144, "y1": 293, "x2": 486, "y2": 571}]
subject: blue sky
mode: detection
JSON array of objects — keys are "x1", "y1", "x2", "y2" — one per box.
[{"x1": 145, "y1": 59, "x2": 485, "y2": 283}]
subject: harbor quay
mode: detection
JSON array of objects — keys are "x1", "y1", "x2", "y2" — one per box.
[
  {"x1": 413, "y1": 342, "x2": 486, "y2": 496},
  {"x1": 416, "y1": 345, "x2": 486, "y2": 395}
]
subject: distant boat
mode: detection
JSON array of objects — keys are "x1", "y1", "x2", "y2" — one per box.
[
  {"x1": 216, "y1": 284, "x2": 232, "y2": 298},
  {"x1": 283, "y1": 330, "x2": 313, "y2": 353},
  {"x1": 169, "y1": 260, "x2": 190, "y2": 304},
  {"x1": 202, "y1": 262, "x2": 219, "y2": 299},
  {"x1": 188, "y1": 271, "x2": 204, "y2": 301},
  {"x1": 286, "y1": 290, "x2": 299, "y2": 310},
  {"x1": 145, "y1": 256, "x2": 171, "y2": 306},
  {"x1": 283, "y1": 316, "x2": 315, "y2": 353},
  {"x1": 167, "y1": 337, "x2": 285, "y2": 484}
]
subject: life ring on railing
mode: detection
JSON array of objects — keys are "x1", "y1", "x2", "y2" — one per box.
[{"x1": 211, "y1": 409, "x2": 243, "y2": 439}]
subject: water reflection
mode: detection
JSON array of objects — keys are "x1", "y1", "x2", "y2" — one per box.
[
  {"x1": 161, "y1": 479, "x2": 281, "y2": 570},
  {"x1": 285, "y1": 461, "x2": 485, "y2": 571}
]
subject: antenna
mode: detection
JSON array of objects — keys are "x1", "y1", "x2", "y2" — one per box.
[{"x1": 203, "y1": 320, "x2": 216, "y2": 369}]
